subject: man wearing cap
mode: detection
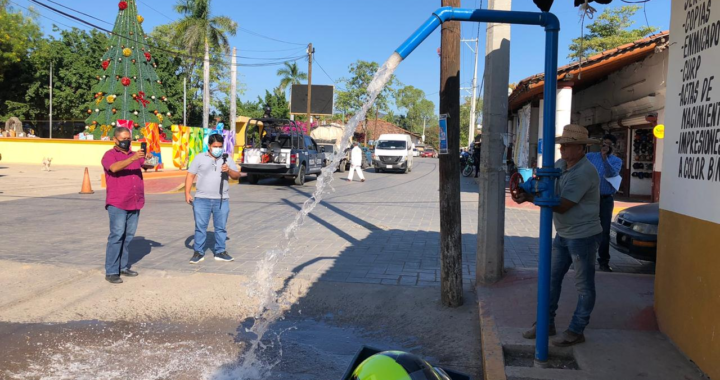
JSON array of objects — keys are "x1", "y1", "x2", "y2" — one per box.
[
  {"x1": 586, "y1": 134, "x2": 623, "y2": 272},
  {"x1": 512, "y1": 124, "x2": 602, "y2": 347}
]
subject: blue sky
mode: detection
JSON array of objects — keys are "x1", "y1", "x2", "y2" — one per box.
[{"x1": 19, "y1": 0, "x2": 671, "y2": 112}]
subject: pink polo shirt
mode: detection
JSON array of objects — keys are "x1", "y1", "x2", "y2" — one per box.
[{"x1": 101, "y1": 147, "x2": 145, "y2": 211}]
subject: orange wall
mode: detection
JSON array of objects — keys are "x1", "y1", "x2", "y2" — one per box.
[{"x1": 655, "y1": 209, "x2": 720, "y2": 379}]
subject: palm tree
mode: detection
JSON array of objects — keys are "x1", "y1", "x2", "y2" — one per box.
[
  {"x1": 174, "y1": 0, "x2": 237, "y2": 129},
  {"x1": 276, "y1": 62, "x2": 307, "y2": 94}
]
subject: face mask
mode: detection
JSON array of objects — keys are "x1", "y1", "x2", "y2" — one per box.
[
  {"x1": 117, "y1": 140, "x2": 131, "y2": 151},
  {"x1": 211, "y1": 147, "x2": 224, "y2": 158}
]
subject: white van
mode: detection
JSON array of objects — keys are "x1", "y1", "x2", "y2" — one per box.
[{"x1": 372, "y1": 134, "x2": 414, "y2": 173}]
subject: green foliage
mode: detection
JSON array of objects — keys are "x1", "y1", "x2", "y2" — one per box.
[
  {"x1": 460, "y1": 96, "x2": 482, "y2": 147},
  {"x1": 0, "y1": 1, "x2": 42, "y2": 83},
  {"x1": 395, "y1": 85, "x2": 435, "y2": 134},
  {"x1": 276, "y1": 61, "x2": 307, "y2": 94},
  {"x1": 336, "y1": 60, "x2": 397, "y2": 116},
  {"x1": 568, "y1": 6, "x2": 658, "y2": 60}
]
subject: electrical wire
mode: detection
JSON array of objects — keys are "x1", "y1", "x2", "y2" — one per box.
[
  {"x1": 45, "y1": 0, "x2": 113, "y2": 25},
  {"x1": 9, "y1": 0, "x2": 84, "y2": 30},
  {"x1": 238, "y1": 27, "x2": 306, "y2": 46},
  {"x1": 136, "y1": 0, "x2": 175, "y2": 22},
  {"x1": 313, "y1": 56, "x2": 335, "y2": 84},
  {"x1": 28, "y1": 0, "x2": 309, "y2": 68}
]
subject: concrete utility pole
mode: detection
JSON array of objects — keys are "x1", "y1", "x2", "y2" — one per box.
[
  {"x1": 230, "y1": 47, "x2": 237, "y2": 134},
  {"x1": 203, "y1": 42, "x2": 210, "y2": 130},
  {"x1": 49, "y1": 61, "x2": 53, "y2": 139},
  {"x1": 461, "y1": 32, "x2": 480, "y2": 147},
  {"x1": 306, "y1": 43, "x2": 314, "y2": 124},
  {"x1": 183, "y1": 77, "x2": 187, "y2": 126},
  {"x1": 439, "y1": 0, "x2": 464, "y2": 307},
  {"x1": 477, "y1": 0, "x2": 511, "y2": 285}
]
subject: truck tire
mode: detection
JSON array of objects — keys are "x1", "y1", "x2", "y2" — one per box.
[
  {"x1": 248, "y1": 174, "x2": 259, "y2": 184},
  {"x1": 338, "y1": 159, "x2": 346, "y2": 173},
  {"x1": 294, "y1": 164, "x2": 306, "y2": 185}
]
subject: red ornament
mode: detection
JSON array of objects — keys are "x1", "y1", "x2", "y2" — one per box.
[
  {"x1": 118, "y1": 1, "x2": 127, "y2": 10},
  {"x1": 134, "y1": 122, "x2": 139, "y2": 128},
  {"x1": 101, "y1": 60, "x2": 110, "y2": 71},
  {"x1": 144, "y1": 52, "x2": 152, "y2": 62},
  {"x1": 121, "y1": 77, "x2": 131, "y2": 86}
]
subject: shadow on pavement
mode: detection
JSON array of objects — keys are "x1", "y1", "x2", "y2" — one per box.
[{"x1": 127, "y1": 236, "x2": 163, "y2": 266}]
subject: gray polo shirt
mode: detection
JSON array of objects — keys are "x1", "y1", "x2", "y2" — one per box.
[
  {"x1": 188, "y1": 153, "x2": 238, "y2": 199},
  {"x1": 553, "y1": 156, "x2": 603, "y2": 239}
]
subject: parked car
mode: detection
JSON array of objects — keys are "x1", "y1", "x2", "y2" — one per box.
[
  {"x1": 421, "y1": 148, "x2": 436, "y2": 158},
  {"x1": 610, "y1": 203, "x2": 659, "y2": 262},
  {"x1": 241, "y1": 117, "x2": 324, "y2": 186}
]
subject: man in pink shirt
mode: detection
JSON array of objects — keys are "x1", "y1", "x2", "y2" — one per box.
[{"x1": 101, "y1": 127, "x2": 148, "y2": 284}]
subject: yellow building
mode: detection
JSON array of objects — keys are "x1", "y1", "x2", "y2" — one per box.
[{"x1": 656, "y1": 1, "x2": 720, "y2": 378}]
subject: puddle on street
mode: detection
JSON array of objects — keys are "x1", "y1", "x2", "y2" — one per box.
[{"x1": 0, "y1": 317, "x2": 400, "y2": 380}]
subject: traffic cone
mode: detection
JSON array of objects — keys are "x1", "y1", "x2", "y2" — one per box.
[{"x1": 79, "y1": 167, "x2": 94, "y2": 194}]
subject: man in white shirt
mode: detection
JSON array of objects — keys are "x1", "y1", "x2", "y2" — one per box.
[{"x1": 347, "y1": 142, "x2": 366, "y2": 183}]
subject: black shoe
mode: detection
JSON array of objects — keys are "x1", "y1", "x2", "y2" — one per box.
[
  {"x1": 598, "y1": 263, "x2": 613, "y2": 272},
  {"x1": 189, "y1": 252, "x2": 204, "y2": 264},
  {"x1": 214, "y1": 251, "x2": 234, "y2": 262},
  {"x1": 120, "y1": 269, "x2": 138, "y2": 277},
  {"x1": 552, "y1": 330, "x2": 586, "y2": 347},
  {"x1": 105, "y1": 275, "x2": 123, "y2": 284}
]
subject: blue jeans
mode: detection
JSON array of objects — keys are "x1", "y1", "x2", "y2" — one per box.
[
  {"x1": 193, "y1": 198, "x2": 229, "y2": 254},
  {"x1": 549, "y1": 233, "x2": 601, "y2": 334},
  {"x1": 598, "y1": 195, "x2": 615, "y2": 265},
  {"x1": 105, "y1": 206, "x2": 140, "y2": 275}
]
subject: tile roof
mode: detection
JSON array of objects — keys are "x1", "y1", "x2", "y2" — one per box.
[{"x1": 508, "y1": 31, "x2": 670, "y2": 112}]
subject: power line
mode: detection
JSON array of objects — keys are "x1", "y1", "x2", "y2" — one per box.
[
  {"x1": 136, "y1": 0, "x2": 175, "y2": 22},
  {"x1": 238, "y1": 27, "x2": 306, "y2": 46},
  {"x1": 28, "y1": 0, "x2": 310, "y2": 68},
  {"x1": 9, "y1": 0, "x2": 79, "y2": 30},
  {"x1": 313, "y1": 56, "x2": 335, "y2": 84},
  {"x1": 45, "y1": 0, "x2": 113, "y2": 25}
]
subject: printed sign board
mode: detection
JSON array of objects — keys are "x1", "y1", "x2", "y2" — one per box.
[
  {"x1": 660, "y1": 0, "x2": 720, "y2": 223},
  {"x1": 438, "y1": 114, "x2": 448, "y2": 155}
]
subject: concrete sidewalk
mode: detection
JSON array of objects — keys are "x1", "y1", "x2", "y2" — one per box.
[{"x1": 476, "y1": 269, "x2": 708, "y2": 380}]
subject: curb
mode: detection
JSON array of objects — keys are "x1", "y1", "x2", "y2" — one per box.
[{"x1": 477, "y1": 287, "x2": 508, "y2": 380}]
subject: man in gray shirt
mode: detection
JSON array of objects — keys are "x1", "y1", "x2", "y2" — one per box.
[
  {"x1": 513, "y1": 124, "x2": 602, "y2": 347},
  {"x1": 185, "y1": 132, "x2": 240, "y2": 264}
]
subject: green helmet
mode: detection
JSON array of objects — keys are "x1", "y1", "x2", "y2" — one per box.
[{"x1": 351, "y1": 351, "x2": 452, "y2": 380}]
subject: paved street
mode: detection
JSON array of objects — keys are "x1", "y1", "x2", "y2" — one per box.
[{"x1": 0, "y1": 158, "x2": 654, "y2": 287}]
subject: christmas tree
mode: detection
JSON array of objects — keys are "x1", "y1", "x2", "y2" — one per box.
[{"x1": 84, "y1": 0, "x2": 173, "y2": 139}]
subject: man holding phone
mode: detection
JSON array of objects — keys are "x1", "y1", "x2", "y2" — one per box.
[
  {"x1": 101, "y1": 127, "x2": 149, "y2": 284},
  {"x1": 587, "y1": 134, "x2": 623, "y2": 272},
  {"x1": 185, "y1": 133, "x2": 240, "y2": 264}
]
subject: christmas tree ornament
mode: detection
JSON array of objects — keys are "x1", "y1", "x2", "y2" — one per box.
[
  {"x1": 131, "y1": 59, "x2": 136, "y2": 63},
  {"x1": 137, "y1": 15, "x2": 144, "y2": 23},
  {"x1": 144, "y1": 52, "x2": 151, "y2": 61},
  {"x1": 102, "y1": 60, "x2": 110, "y2": 70},
  {"x1": 121, "y1": 77, "x2": 131, "y2": 86},
  {"x1": 134, "y1": 122, "x2": 139, "y2": 128},
  {"x1": 111, "y1": 122, "x2": 116, "y2": 126},
  {"x1": 118, "y1": 57, "x2": 122, "y2": 62},
  {"x1": 151, "y1": 95, "x2": 155, "y2": 100},
  {"x1": 115, "y1": 75, "x2": 120, "y2": 80},
  {"x1": 122, "y1": 48, "x2": 132, "y2": 57},
  {"x1": 157, "y1": 80, "x2": 162, "y2": 84},
  {"x1": 166, "y1": 112, "x2": 171, "y2": 117},
  {"x1": 154, "y1": 110, "x2": 158, "y2": 115},
  {"x1": 107, "y1": 95, "x2": 116, "y2": 103},
  {"x1": 119, "y1": 1, "x2": 127, "y2": 10},
  {"x1": 129, "y1": 31, "x2": 134, "y2": 36},
  {"x1": 92, "y1": 121, "x2": 98, "y2": 125},
  {"x1": 95, "y1": 108, "x2": 100, "y2": 113},
  {"x1": 96, "y1": 75, "x2": 101, "y2": 80},
  {"x1": 112, "y1": 108, "x2": 117, "y2": 114},
  {"x1": 88, "y1": 109, "x2": 93, "y2": 114},
  {"x1": 133, "y1": 76, "x2": 137, "y2": 80},
  {"x1": 134, "y1": 111, "x2": 139, "y2": 116}
]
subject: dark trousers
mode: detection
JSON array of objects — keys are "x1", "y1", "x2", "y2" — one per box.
[
  {"x1": 598, "y1": 195, "x2": 615, "y2": 265},
  {"x1": 105, "y1": 206, "x2": 140, "y2": 275}
]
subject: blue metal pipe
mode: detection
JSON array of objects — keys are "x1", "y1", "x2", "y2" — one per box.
[
  {"x1": 396, "y1": 7, "x2": 559, "y2": 59},
  {"x1": 394, "y1": 7, "x2": 560, "y2": 364}
]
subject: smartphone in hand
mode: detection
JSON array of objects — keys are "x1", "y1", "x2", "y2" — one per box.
[{"x1": 141, "y1": 142, "x2": 147, "y2": 152}]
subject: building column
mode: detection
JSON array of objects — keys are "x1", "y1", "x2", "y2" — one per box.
[{"x1": 553, "y1": 81, "x2": 574, "y2": 162}]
